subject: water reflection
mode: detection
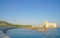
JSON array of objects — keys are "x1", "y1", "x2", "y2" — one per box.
[
  {"x1": 42, "y1": 28, "x2": 56, "y2": 38},
  {"x1": 6, "y1": 28, "x2": 56, "y2": 38}
]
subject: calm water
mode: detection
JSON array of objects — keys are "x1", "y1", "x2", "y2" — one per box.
[{"x1": 6, "y1": 28, "x2": 60, "y2": 38}]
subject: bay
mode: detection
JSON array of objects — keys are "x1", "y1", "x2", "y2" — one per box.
[{"x1": 5, "y1": 28, "x2": 60, "y2": 38}]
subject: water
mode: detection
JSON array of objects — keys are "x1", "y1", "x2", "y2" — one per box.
[{"x1": 5, "y1": 28, "x2": 60, "y2": 38}]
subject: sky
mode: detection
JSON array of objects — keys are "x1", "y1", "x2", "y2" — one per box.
[{"x1": 0, "y1": 0, "x2": 60, "y2": 25}]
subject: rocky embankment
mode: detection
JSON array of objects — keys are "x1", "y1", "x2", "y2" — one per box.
[{"x1": 0, "y1": 31, "x2": 10, "y2": 38}]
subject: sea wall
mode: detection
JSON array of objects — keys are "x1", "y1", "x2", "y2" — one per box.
[{"x1": 0, "y1": 30, "x2": 10, "y2": 38}]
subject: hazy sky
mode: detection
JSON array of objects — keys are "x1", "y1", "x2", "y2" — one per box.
[{"x1": 0, "y1": 0, "x2": 60, "y2": 25}]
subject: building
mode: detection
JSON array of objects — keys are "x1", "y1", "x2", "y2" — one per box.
[
  {"x1": 32, "y1": 20, "x2": 56, "y2": 30},
  {"x1": 42, "y1": 21, "x2": 56, "y2": 28}
]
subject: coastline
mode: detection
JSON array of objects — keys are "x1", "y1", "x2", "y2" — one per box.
[{"x1": 0, "y1": 30, "x2": 10, "y2": 38}]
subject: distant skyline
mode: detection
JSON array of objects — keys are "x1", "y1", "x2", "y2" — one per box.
[{"x1": 0, "y1": 0, "x2": 60, "y2": 25}]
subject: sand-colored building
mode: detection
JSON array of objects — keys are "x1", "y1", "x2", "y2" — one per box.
[
  {"x1": 32, "y1": 20, "x2": 56, "y2": 30},
  {"x1": 43, "y1": 21, "x2": 56, "y2": 28}
]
